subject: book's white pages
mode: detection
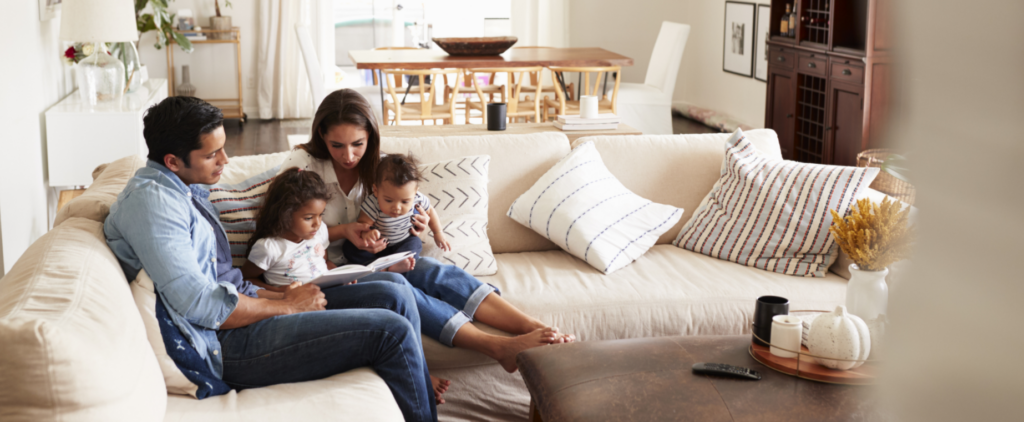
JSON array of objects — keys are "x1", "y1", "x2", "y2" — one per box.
[{"x1": 308, "y1": 251, "x2": 416, "y2": 288}]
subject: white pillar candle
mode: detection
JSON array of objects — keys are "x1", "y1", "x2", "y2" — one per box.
[
  {"x1": 770, "y1": 314, "x2": 803, "y2": 359},
  {"x1": 580, "y1": 95, "x2": 599, "y2": 119}
]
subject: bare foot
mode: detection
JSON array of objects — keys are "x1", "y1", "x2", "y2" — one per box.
[
  {"x1": 431, "y1": 375, "x2": 451, "y2": 405},
  {"x1": 552, "y1": 332, "x2": 576, "y2": 343},
  {"x1": 494, "y1": 327, "x2": 559, "y2": 373},
  {"x1": 387, "y1": 257, "x2": 416, "y2": 273}
]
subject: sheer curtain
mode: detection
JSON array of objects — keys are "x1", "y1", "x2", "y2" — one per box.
[
  {"x1": 510, "y1": 0, "x2": 569, "y2": 48},
  {"x1": 257, "y1": 0, "x2": 313, "y2": 119}
]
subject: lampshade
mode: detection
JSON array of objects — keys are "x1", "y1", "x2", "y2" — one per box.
[{"x1": 59, "y1": 0, "x2": 139, "y2": 42}]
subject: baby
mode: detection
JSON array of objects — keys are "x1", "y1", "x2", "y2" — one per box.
[{"x1": 342, "y1": 153, "x2": 450, "y2": 271}]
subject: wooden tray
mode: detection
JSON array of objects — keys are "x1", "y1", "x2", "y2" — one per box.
[
  {"x1": 432, "y1": 36, "x2": 518, "y2": 56},
  {"x1": 749, "y1": 341, "x2": 877, "y2": 385}
]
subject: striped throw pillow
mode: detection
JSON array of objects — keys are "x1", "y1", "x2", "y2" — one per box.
[
  {"x1": 208, "y1": 166, "x2": 280, "y2": 266},
  {"x1": 507, "y1": 141, "x2": 684, "y2": 274},
  {"x1": 673, "y1": 129, "x2": 879, "y2": 277}
]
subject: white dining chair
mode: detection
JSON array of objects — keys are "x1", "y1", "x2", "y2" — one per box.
[
  {"x1": 295, "y1": 24, "x2": 383, "y2": 124},
  {"x1": 615, "y1": 21, "x2": 690, "y2": 135}
]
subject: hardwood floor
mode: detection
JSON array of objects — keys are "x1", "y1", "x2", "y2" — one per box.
[{"x1": 221, "y1": 114, "x2": 718, "y2": 156}]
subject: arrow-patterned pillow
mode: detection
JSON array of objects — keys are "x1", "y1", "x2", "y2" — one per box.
[{"x1": 417, "y1": 155, "x2": 497, "y2": 276}]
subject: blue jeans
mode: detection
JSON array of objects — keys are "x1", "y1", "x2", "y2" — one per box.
[
  {"x1": 395, "y1": 257, "x2": 496, "y2": 346},
  {"x1": 217, "y1": 274, "x2": 436, "y2": 422}
]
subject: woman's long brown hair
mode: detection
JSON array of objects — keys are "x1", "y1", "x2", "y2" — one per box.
[
  {"x1": 300, "y1": 89, "x2": 381, "y2": 195},
  {"x1": 246, "y1": 168, "x2": 332, "y2": 256}
]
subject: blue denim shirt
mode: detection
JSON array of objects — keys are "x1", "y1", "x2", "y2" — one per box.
[{"x1": 105, "y1": 160, "x2": 260, "y2": 377}]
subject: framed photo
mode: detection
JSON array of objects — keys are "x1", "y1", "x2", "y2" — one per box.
[
  {"x1": 722, "y1": 1, "x2": 756, "y2": 77},
  {"x1": 754, "y1": 4, "x2": 771, "y2": 82},
  {"x1": 39, "y1": 0, "x2": 62, "y2": 21}
]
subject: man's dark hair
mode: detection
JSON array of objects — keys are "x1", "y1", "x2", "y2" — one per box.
[
  {"x1": 375, "y1": 154, "x2": 422, "y2": 187},
  {"x1": 143, "y1": 97, "x2": 224, "y2": 167}
]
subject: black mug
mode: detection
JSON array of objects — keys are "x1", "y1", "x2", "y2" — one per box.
[
  {"x1": 752, "y1": 296, "x2": 789, "y2": 347},
  {"x1": 487, "y1": 103, "x2": 507, "y2": 131}
]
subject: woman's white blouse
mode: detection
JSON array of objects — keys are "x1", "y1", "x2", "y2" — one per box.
[{"x1": 278, "y1": 148, "x2": 365, "y2": 264}]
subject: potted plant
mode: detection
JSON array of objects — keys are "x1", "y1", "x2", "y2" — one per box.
[
  {"x1": 208, "y1": 0, "x2": 233, "y2": 40},
  {"x1": 829, "y1": 197, "x2": 914, "y2": 322},
  {"x1": 135, "y1": 0, "x2": 194, "y2": 52}
]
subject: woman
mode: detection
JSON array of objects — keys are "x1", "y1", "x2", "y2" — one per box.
[{"x1": 273, "y1": 89, "x2": 574, "y2": 374}]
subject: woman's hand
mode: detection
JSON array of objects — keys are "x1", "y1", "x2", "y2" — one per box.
[
  {"x1": 410, "y1": 205, "x2": 430, "y2": 236},
  {"x1": 341, "y1": 222, "x2": 388, "y2": 253}
]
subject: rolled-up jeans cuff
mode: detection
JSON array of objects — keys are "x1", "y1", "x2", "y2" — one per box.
[
  {"x1": 439, "y1": 311, "x2": 472, "y2": 347},
  {"x1": 464, "y1": 283, "x2": 495, "y2": 319}
]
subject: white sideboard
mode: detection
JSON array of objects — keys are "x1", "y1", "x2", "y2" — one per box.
[{"x1": 45, "y1": 78, "x2": 168, "y2": 187}]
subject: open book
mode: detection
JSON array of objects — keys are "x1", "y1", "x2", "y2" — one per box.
[{"x1": 308, "y1": 251, "x2": 416, "y2": 288}]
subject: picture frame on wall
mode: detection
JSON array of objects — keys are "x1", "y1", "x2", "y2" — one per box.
[
  {"x1": 39, "y1": 0, "x2": 62, "y2": 21},
  {"x1": 754, "y1": 4, "x2": 771, "y2": 82},
  {"x1": 722, "y1": 1, "x2": 756, "y2": 77}
]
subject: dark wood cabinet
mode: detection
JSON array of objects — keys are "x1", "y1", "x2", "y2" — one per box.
[{"x1": 764, "y1": 0, "x2": 891, "y2": 166}]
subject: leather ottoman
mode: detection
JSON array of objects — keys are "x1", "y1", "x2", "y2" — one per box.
[{"x1": 516, "y1": 335, "x2": 889, "y2": 422}]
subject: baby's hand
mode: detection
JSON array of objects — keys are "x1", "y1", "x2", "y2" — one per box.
[
  {"x1": 362, "y1": 229, "x2": 380, "y2": 242},
  {"x1": 435, "y1": 234, "x2": 452, "y2": 252}
]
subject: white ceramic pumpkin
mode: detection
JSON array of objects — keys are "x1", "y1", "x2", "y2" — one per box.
[{"x1": 807, "y1": 306, "x2": 872, "y2": 370}]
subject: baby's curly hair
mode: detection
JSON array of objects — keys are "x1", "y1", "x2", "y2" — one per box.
[
  {"x1": 375, "y1": 153, "x2": 422, "y2": 187},
  {"x1": 247, "y1": 167, "x2": 332, "y2": 255}
]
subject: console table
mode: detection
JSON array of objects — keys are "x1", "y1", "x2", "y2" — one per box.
[{"x1": 45, "y1": 78, "x2": 168, "y2": 187}]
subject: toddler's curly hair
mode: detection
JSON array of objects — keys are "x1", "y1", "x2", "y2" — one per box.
[{"x1": 246, "y1": 167, "x2": 332, "y2": 255}]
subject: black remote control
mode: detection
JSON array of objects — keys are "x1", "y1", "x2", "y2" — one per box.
[{"x1": 692, "y1": 363, "x2": 762, "y2": 380}]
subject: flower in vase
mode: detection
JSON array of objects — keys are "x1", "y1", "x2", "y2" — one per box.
[
  {"x1": 82, "y1": 44, "x2": 94, "y2": 56},
  {"x1": 63, "y1": 46, "x2": 76, "y2": 64}
]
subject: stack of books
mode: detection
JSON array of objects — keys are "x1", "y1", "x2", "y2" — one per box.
[
  {"x1": 182, "y1": 27, "x2": 207, "y2": 42},
  {"x1": 553, "y1": 114, "x2": 621, "y2": 131}
]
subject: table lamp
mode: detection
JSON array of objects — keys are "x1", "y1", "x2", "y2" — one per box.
[{"x1": 59, "y1": 0, "x2": 139, "y2": 105}]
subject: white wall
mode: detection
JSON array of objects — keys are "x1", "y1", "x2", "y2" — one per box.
[
  {"x1": 138, "y1": 0, "x2": 259, "y2": 113},
  {"x1": 568, "y1": 0, "x2": 768, "y2": 128},
  {"x1": 0, "y1": 2, "x2": 71, "y2": 276}
]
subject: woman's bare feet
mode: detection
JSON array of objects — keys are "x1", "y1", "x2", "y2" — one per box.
[
  {"x1": 386, "y1": 257, "x2": 416, "y2": 273},
  {"x1": 430, "y1": 375, "x2": 450, "y2": 405},
  {"x1": 493, "y1": 327, "x2": 560, "y2": 373}
]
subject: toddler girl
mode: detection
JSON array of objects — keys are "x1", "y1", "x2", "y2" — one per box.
[
  {"x1": 241, "y1": 167, "x2": 336, "y2": 287},
  {"x1": 342, "y1": 153, "x2": 450, "y2": 272}
]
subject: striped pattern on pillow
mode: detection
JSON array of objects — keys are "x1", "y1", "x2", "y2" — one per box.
[
  {"x1": 208, "y1": 166, "x2": 280, "y2": 266},
  {"x1": 508, "y1": 142, "x2": 683, "y2": 274},
  {"x1": 673, "y1": 129, "x2": 878, "y2": 277}
]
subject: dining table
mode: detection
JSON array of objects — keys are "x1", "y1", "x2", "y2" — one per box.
[{"x1": 348, "y1": 47, "x2": 634, "y2": 120}]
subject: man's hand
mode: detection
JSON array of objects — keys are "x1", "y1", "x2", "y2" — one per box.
[
  {"x1": 282, "y1": 282, "x2": 326, "y2": 314},
  {"x1": 410, "y1": 205, "x2": 429, "y2": 236}
]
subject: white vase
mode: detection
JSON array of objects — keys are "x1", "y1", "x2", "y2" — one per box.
[
  {"x1": 845, "y1": 264, "x2": 889, "y2": 321},
  {"x1": 75, "y1": 42, "x2": 125, "y2": 105}
]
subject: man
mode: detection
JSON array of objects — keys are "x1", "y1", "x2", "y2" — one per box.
[{"x1": 104, "y1": 97, "x2": 436, "y2": 421}]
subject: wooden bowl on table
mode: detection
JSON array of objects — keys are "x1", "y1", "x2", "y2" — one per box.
[{"x1": 432, "y1": 36, "x2": 518, "y2": 56}]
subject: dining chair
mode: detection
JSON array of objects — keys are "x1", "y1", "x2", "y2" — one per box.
[
  {"x1": 371, "y1": 47, "x2": 423, "y2": 87},
  {"x1": 615, "y1": 21, "x2": 690, "y2": 134},
  {"x1": 381, "y1": 68, "x2": 462, "y2": 125},
  {"x1": 465, "y1": 67, "x2": 544, "y2": 124},
  {"x1": 512, "y1": 46, "x2": 572, "y2": 103},
  {"x1": 543, "y1": 66, "x2": 621, "y2": 121}
]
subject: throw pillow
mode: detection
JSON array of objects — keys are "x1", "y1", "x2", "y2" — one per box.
[
  {"x1": 506, "y1": 142, "x2": 684, "y2": 274},
  {"x1": 208, "y1": 166, "x2": 281, "y2": 267},
  {"x1": 130, "y1": 270, "x2": 231, "y2": 399},
  {"x1": 416, "y1": 155, "x2": 497, "y2": 276},
  {"x1": 673, "y1": 129, "x2": 879, "y2": 277}
]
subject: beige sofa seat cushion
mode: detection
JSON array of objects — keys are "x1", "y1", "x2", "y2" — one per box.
[
  {"x1": 424, "y1": 245, "x2": 847, "y2": 369},
  {"x1": 570, "y1": 129, "x2": 783, "y2": 245},
  {"x1": 382, "y1": 133, "x2": 571, "y2": 254},
  {"x1": 0, "y1": 217, "x2": 166, "y2": 421},
  {"x1": 164, "y1": 367, "x2": 402, "y2": 422},
  {"x1": 53, "y1": 155, "x2": 147, "y2": 227}
]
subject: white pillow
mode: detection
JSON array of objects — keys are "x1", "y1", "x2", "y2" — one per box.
[
  {"x1": 674, "y1": 129, "x2": 879, "y2": 277},
  {"x1": 506, "y1": 141, "x2": 684, "y2": 274},
  {"x1": 129, "y1": 270, "x2": 200, "y2": 397},
  {"x1": 417, "y1": 155, "x2": 497, "y2": 276}
]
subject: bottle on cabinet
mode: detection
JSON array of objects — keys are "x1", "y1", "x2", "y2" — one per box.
[
  {"x1": 788, "y1": 2, "x2": 797, "y2": 36},
  {"x1": 781, "y1": 4, "x2": 791, "y2": 37}
]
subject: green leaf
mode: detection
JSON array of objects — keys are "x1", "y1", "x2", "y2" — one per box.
[
  {"x1": 137, "y1": 13, "x2": 157, "y2": 33},
  {"x1": 135, "y1": 0, "x2": 148, "y2": 13},
  {"x1": 171, "y1": 30, "x2": 193, "y2": 53},
  {"x1": 150, "y1": 0, "x2": 169, "y2": 9}
]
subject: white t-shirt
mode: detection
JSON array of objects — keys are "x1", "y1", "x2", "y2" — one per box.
[
  {"x1": 248, "y1": 224, "x2": 330, "y2": 286},
  {"x1": 278, "y1": 148, "x2": 366, "y2": 264}
]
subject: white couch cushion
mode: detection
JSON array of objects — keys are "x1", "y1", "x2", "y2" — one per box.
[
  {"x1": 569, "y1": 128, "x2": 783, "y2": 246},
  {"x1": 53, "y1": 155, "x2": 147, "y2": 227},
  {"x1": 506, "y1": 141, "x2": 683, "y2": 274},
  {"x1": 423, "y1": 245, "x2": 849, "y2": 369},
  {"x1": 0, "y1": 217, "x2": 166, "y2": 421},
  {"x1": 164, "y1": 367, "x2": 402, "y2": 422},
  {"x1": 382, "y1": 133, "x2": 571, "y2": 254}
]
